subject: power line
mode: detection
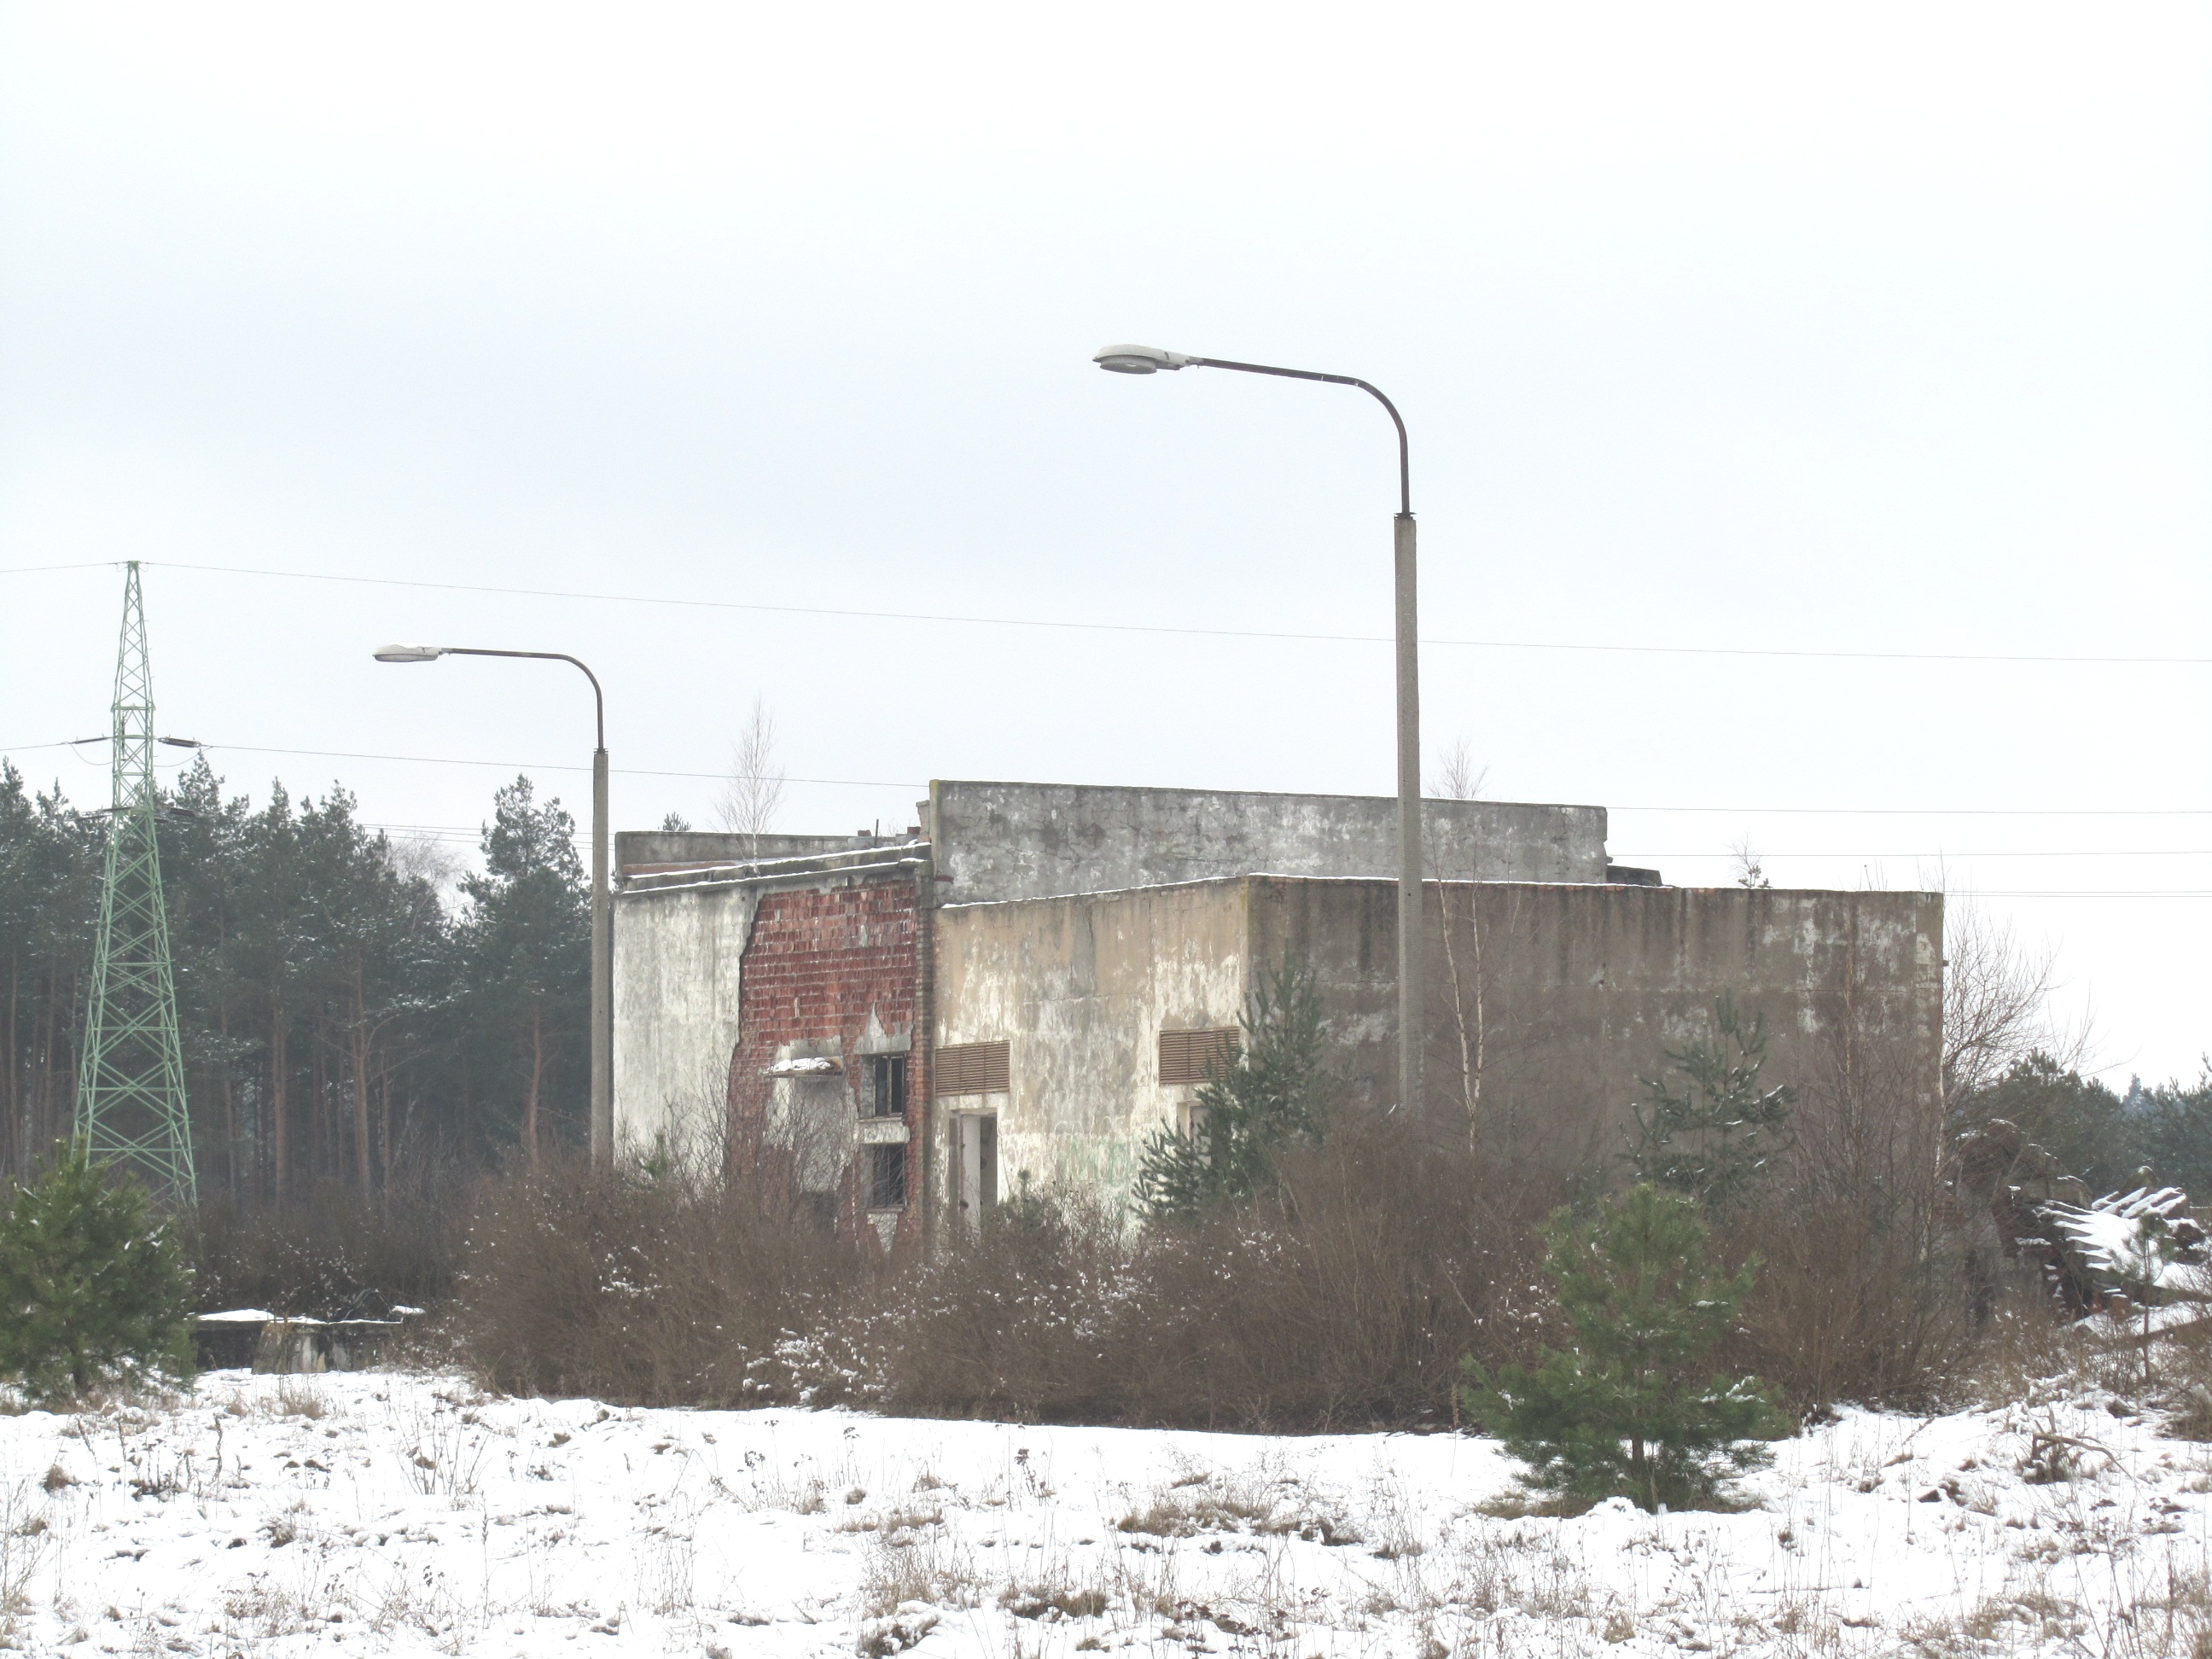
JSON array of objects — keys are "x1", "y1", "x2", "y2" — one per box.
[
  {"x1": 1613, "y1": 804, "x2": 2212, "y2": 817},
  {"x1": 1938, "y1": 892, "x2": 2212, "y2": 899},
  {"x1": 1616, "y1": 849, "x2": 2212, "y2": 859},
  {"x1": 3, "y1": 738, "x2": 920, "y2": 790},
  {"x1": 7, "y1": 735, "x2": 2209, "y2": 818},
  {"x1": 5, "y1": 556, "x2": 2203, "y2": 668}
]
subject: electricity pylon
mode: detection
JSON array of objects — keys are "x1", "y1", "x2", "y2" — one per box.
[{"x1": 74, "y1": 562, "x2": 196, "y2": 1205}]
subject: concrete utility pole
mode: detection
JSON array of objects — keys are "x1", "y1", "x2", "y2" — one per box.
[
  {"x1": 373, "y1": 643, "x2": 614, "y2": 1164},
  {"x1": 1093, "y1": 344, "x2": 1424, "y2": 1115}
]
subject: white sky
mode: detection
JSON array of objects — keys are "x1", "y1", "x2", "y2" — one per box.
[{"x1": 1, "y1": 3, "x2": 2205, "y2": 1085}]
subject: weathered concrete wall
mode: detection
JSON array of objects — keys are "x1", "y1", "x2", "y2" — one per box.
[
  {"x1": 617, "y1": 830, "x2": 914, "y2": 872},
  {"x1": 929, "y1": 883, "x2": 1250, "y2": 1213},
  {"x1": 928, "y1": 781, "x2": 1607, "y2": 904},
  {"x1": 1247, "y1": 877, "x2": 1944, "y2": 1184},
  {"x1": 930, "y1": 875, "x2": 1941, "y2": 1208},
  {"x1": 611, "y1": 882, "x2": 758, "y2": 1158}
]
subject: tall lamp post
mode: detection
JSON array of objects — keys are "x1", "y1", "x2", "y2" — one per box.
[
  {"x1": 374, "y1": 643, "x2": 614, "y2": 1165},
  {"x1": 1093, "y1": 343, "x2": 1424, "y2": 1115}
]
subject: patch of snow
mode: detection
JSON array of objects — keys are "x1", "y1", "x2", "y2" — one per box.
[
  {"x1": 2045, "y1": 1187, "x2": 2207, "y2": 1292},
  {"x1": 765, "y1": 1057, "x2": 842, "y2": 1076},
  {"x1": 0, "y1": 1371, "x2": 2203, "y2": 1656}
]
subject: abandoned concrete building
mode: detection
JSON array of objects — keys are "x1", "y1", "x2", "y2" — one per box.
[{"x1": 611, "y1": 780, "x2": 1942, "y2": 1245}]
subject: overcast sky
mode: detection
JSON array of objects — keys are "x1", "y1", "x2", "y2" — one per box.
[{"x1": 2, "y1": 3, "x2": 2205, "y2": 1083}]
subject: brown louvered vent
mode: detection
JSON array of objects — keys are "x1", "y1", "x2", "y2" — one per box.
[
  {"x1": 934, "y1": 1040, "x2": 1010, "y2": 1097},
  {"x1": 1158, "y1": 1027, "x2": 1240, "y2": 1086}
]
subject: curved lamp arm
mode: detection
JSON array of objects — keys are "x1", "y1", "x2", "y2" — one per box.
[
  {"x1": 375, "y1": 644, "x2": 604, "y2": 748},
  {"x1": 1092, "y1": 344, "x2": 1411, "y2": 515}
]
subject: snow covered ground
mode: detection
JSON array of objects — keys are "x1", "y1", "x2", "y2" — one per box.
[{"x1": 1, "y1": 1369, "x2": 2207, "y2": 1657}]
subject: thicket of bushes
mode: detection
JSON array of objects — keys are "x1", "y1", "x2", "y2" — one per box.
[
  {"x1": 438, "y1": 1107, "x2": 1995, "y2": 1432},
  {"x1": 451, "y1": 1115, "x2": 1558, "y2": 1430},
  {"x1": 160, "y1": 981, "x2": 2194, "y2": 1439},
  {"x1": 160, "y1": 1098, "x2": 2168, "y2": 1438}
]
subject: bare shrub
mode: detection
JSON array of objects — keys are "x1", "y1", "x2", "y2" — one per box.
[
  {"x1": 454, "y1": 1110, "x2": 1564, "y2": 1432},
  {"x1": 2162, "y1": 1309, "x2": 2212, "y2": 1440},
  {"x1": 455, "y1": 1150, "x2": 878, "y2": 1408},
  {"x1": 187, "y1": 1178, "x2": 463, "y2": 1318},
  {"x1": 874, "y1": 1114, "x2": 1561, "y2": 1431},
  {"x1": 867, "y1": 1188, "x2": 1137, "y2": 1423},
  {"x1": 1718, "y1": 949, "x2": 1977, "y2": 1414}
]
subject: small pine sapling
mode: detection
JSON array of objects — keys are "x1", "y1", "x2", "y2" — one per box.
[
  {"x1": 0, "y1": 1144, "x2": 196, "y2": 1406},
  {"x1": 2107, "y1": 1210, "x2": 2185, "y2": 1393},
  {"x1": 1461, "y1": 1184, "x2": 1785, "y2": 1511},
  {"x1": 1136, "y1": 957, "x2": 1332, "y2": 1219},
  {"x1": 1623, "y1": 992, "x2": 1796, "y2": 1209}
]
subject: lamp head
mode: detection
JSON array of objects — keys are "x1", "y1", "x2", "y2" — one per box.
[
  {"x1": 373, "y1": 643, "x2": 445, "y2": 663},
  {"x1": 1093, "y1": 343, "x2": 1194, "y2": 375}
]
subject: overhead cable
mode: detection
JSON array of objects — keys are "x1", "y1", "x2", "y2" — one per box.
[{"x1": 3, "y1": 556, "x2": 2202, "y2": 668}]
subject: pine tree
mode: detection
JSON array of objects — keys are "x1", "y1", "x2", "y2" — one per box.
[
  {"x1": 1136, "y1": 957, "x2": 1332, "y2": 1219},
  {"x1": 1623, "y1": 992, "x2": 1795, "y2": 1209},
  {"x1": 0, "y1": 1144, "x2": 196, "y2": 1404},
  {"x1": 1460, "y1": 1184, "x2": 1784, "y2": 1511},
  {"x1": 458, "y1": 778, "x2": 589, "y2": 1167}
]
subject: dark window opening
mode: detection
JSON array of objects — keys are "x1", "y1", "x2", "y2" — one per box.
[
  {"x1": 868, "y1": 1143, "x2": 908, "y2": 1210},
  {"x1": 867, "y1": 1054, "x2": 908, "y2": 1119}
]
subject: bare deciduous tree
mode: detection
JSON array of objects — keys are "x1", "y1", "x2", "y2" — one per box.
[
  {"x1": 1430, "y1": 738, "x2": 1487, "y2": 804},
  {"x1": 715, "y1": 696, "x2": 787, "y2": 859},
  {"x1": 1728, "y1": 835, "x2": 1771, "y2": 889},
  {"x1": 1939, "y1": 882, "x2": 2093, "y2": 1114},
  {"x1": 385, "y1": 832, "x2": 464, "y2": 899},
  {"x1": 1429, "y1": 739, "x2": 1487, "y2": 1164}
]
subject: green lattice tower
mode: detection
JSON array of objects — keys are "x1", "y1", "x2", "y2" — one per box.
[{"x1": 74, "y1": 562, "x2": 196, "y2": 1205}]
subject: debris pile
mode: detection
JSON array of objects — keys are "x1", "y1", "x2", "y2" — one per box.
[{"x1": 1948, "y1": 1118, "x2": 2207, "y2": 1318}]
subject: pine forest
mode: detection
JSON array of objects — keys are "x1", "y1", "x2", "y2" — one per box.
[{"x1": 0, "y1": 756, "x2": 588, "y2": 1200}]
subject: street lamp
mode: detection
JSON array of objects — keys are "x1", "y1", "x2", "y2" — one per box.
[
  {"x1": 373, "y1": 643, "x2": 614, "y2": 1165},
  {"x1": 1092, "y1": 344, "x2": 1425, "y2": 1117}
]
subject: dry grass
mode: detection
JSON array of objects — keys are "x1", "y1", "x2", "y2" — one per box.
[
  {"x1": 857, "y1": 1528, "x2": 982, "y2": 1619},
  {"x1": 0, "y1": 1479, "x2": 49, "y2": 1631}
]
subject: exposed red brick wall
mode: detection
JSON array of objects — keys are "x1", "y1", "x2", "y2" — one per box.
[{"x1": 728, "y1": 873, "x2": 928, "y2": 1246}]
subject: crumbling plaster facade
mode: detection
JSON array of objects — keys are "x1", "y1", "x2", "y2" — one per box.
[
  {"x1": 609, "y1": 780, "x2": 1941, "y2": 1238},
  {"x1": 929, "y1": 876, "x2": 1942, "y2": 1208},
  {"x1": 610, "y1": 879, "x2": 756, "y2": 1158},
  {"x1": 929, "y1": 881, "x2": 1250, "y2": 1214},
  {"x1": 1249, "y1": 876, "x2": 1943, "y2": 1185},
  {"x1": 612, "y1": 841, "x2": 926, "y2": 1173}
]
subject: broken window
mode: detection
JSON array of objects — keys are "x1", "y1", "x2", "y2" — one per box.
[
  {"x1": 868, "y1": 1143, "x2": 908, "y2": 1210},
  {"x1": 866, "y1": 1054, "x2": 908, "y2": 1119}
]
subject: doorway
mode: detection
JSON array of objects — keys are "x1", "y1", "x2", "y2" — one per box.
[{"x1": 953, "y1": 1113, "x2": 997, "y2": 1230}]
